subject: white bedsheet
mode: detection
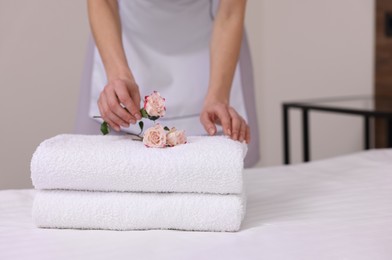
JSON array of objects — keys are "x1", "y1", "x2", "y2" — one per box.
[{"x1": 1, "y1": 149, "x2": 392, "y2": 260}]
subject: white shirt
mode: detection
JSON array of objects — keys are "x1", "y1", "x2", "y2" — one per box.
[{"x1": 89, "y1": 0, "x2": 247, "y2": 135}]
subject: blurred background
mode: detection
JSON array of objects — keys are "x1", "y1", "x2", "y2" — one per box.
[{"x1": 0, "y1": 0, "x2": 376, "y2": 188}]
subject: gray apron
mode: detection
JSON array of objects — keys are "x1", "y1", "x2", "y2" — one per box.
[{"x1": 75, "y1": 0, "x2": 259, "y2": 167}]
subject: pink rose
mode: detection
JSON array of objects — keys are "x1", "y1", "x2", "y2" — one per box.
[
  {"x1": 143, "y1": 124, "x2": 167, "y2": 148},
  {"x1": 144, "y1": 91, "x2": 166, "y2": 117},
  {"x1": 166, "y1": 127, "x2": 187, "y2": 147}
]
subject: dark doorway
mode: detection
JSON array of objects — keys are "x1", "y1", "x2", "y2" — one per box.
[{"x1": 375, "y1": 0, "x2": 392, "y2": 147}]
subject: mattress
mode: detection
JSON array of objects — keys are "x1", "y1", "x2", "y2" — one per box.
[{"x1": 1, "y1": 149, "x2": 392, "y2": 260}]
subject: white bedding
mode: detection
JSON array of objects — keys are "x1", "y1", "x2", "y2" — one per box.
[{"x1": 1, "y1": 149, "x2": 392, "y2": 260}]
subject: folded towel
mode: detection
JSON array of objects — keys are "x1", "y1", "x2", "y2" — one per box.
[
  {"x1": 31, "y1": 134, "x2": 247, "y2": 194},
  {"x1": 32, "y1": 190, "x2": 246, "y2": 232}
]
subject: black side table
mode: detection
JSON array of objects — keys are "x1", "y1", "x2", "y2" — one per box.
[{"x1": 282, "y1": 96, "x2": 392, "y2": 165}]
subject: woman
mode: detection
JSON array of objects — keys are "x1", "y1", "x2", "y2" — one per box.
[{"x1": 75, "y1": 0, "x2": 259, "y2": 167}]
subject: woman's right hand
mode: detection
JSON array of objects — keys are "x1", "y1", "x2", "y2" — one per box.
[
  {"x1": 97, "y1": 78, "x2": 142, "y2": 132},
  {"x1": 88, "y1": 1, "x2": 141, "y2": 131}
]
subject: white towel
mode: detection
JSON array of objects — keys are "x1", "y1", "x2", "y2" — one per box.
[
  {"x1": 31, "y1": 134, "x2": 247, "y2": 194},
  {"x1": 32, "y1": 190, "x2": 246, "y2": 232}
]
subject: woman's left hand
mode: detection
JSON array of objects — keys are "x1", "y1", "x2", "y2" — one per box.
[{"x1": 200, "y1": 100, "x2": 250, "y2": 144}]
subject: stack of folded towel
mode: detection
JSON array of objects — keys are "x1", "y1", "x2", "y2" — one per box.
[{"x1": 31, "y1": 134, "x2": 248, "y2": 232}]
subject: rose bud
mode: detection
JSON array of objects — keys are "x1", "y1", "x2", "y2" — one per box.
[{"x1": 144, "y1": 91, "x2": 166, "y2": 117}]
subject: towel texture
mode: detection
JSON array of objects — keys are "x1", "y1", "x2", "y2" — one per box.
[
  {"x1": 32, "y1": 190, "x2": 246, "y2": 232},
  {"x1": 31, "y1": 134, "x2": 247, "y2": 194}
]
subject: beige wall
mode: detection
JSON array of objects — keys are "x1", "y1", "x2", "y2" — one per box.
[
  {"x1": 0, "y1": 0, "x2": 374, "y2": 189},
  {"x1": 247, "y1": 0, "x2": 374, "y2": 166},
  {"x1": 0, "y1": 1, "x2": 89, "y2": 189}
]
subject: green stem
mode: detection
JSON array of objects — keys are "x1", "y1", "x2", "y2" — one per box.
[{"x1": 126, "y1": 133, "x2": 143, "y2": 141}]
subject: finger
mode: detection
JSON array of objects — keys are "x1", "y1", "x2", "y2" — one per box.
[
  {"x1": 114, "y1": 82, "x2": 140, "y2": 121},
  {"x1": 228, "y1": 108, "x2": 241, "y2": 140},
  {"x1": 97, "y1": 95, "x2": 104, "y2": 119},
  {"x1": 104, "y1": 117, "x2": 119, "y2": 133},
  {"x1": 131, "y1": 88, "x2": 142, "y2": 120},
  {"x1": 239, "y1": 119, "x2": 247, "y2": 142},
  {"x1": 105, "y1": 89, "x2": 134, "y2": 125},
  {"x1": 200, "y1": 111, "x2": 217, "y2": 135},
  {"x1": 216, "y1": 105, "x2": 232, "y2": 136},
  {"x1": 99, "y1": 97, "x2": 119, "y2": 132},
  {"x1": 115, "y1": 86, "x2": 140, "y2": 121},
  {"x1": 246, "y1": 125, "x2": 251, "y2": 144},
  {"x1": 100, "y1": 93, "x2": 123, "y2": 131},
  {"x1": 106, "y1": 86, "x2": 135, "y2": 124}
]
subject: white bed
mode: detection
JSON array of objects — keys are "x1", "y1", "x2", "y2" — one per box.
[{"x1": 1, "y1": 149, "x2": 392, "y2": 260}]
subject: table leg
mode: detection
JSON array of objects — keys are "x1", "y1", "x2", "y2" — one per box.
[
  {"x1": 364, "y1": 116, "x2": 371, "y2": 150},
  {"x1": 302, "y1": 109, "x2": 310, "y2": 162},
  {"x1": 283, "y1": 105, "x2": 290, "y2": 164}
]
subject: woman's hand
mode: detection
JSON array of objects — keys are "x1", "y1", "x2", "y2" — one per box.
[
  {"x1": 97, "y1": 78, "x2": 142, "y2": 132},
  {"x1": 88, "y1": 0, "x2": 141, "y2": 132},
  {"x1": 200, "y1": 99, "x2": 250, "y2": 143},
  {"x1": 201, "y1": 0, "x2": 248, "y2": 143}
]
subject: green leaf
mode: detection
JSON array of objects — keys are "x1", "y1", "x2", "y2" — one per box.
[
  {"x1": 140, "y1": 108, "x2": 160, "y2": 121},
  {"x1": 164, "y1": 126, "x2": 170, "y2": 131},
  {"x1": 100, "y1": 121, "x2": 110, "y2": 135},
  {"x1": 140, "y1": 108, "x2": 148, "y2": 118},
  {"x1": 138, "y1": 121, "x2": 144, "y2": 132}
]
